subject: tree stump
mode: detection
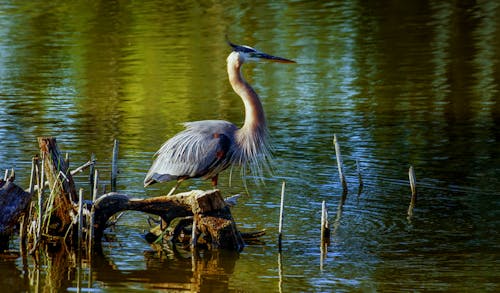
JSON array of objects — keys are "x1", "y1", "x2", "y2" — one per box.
[
  {"x1": 38, "y1": 137, "x2": 78, "y2": 234},
  {"x1": 0, "y1": 179, "x2": 33, "y2": 251}
]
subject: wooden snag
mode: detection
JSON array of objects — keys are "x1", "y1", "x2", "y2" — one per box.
[
  {"x1": 38, "y1": 137, "x2": 78, "y2": 235},
  {"x1": 92, "y1": 189, "x2": 245, "y2": 251},
  {"x1": 0, "y1": 179, "x2": 33, "y2": 252}
]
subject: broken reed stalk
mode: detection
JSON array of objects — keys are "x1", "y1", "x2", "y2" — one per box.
[
  {"x1": 28, "y1": 157, "x2": 38, "y2": 195},
  {"x1": 333, "y1": 134, "x2": 348, "y2": 194},
  {"x1": 21, "y1": 157, "x2": 38, "y2": 253},
  {"x1": 320, "y1": 200, "x2": 330, "y2": 245},
  {"x1": 320, "y1": 201, "x2": 330, "y2": 271},
  {"x1": 89, "y1": 154, "x2": 95, "y2": 199},
  {"x1": 43, "y1": 180, "x2": 60, "y2": 235},
  {"x1": 407, "y1": 165, "x2": 417, "y2": 217},
  {"x1": 36, "y1": 154, "x2": 45, "y2": 245},
  {"x1": 70, "y1": 159, "x2": 95, "y2": 176},
  {"x1": 78, "y1": 189, "x2": 83, "y2": 250},
  {"x1": 111, "y1": 139, "x2": 119, "y2": 192},
  {"x1": 3, "y1": 168, "x2": 14, "y2": 181},
  {"x1": 88, "y1": 169, "x2": 99, "y2": 251},
  {"x1": 92, "y1": 169, "x2": 99, "y2": 202},
  {"x1": 278, "y1": 181, "x2": 285, "y2": 252}
]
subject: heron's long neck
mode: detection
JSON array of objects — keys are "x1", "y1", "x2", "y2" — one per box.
[
  {"x1": 226, "y1": 52, "x2": 271, "y2": 173},
  {"x1": 227, "y1": 59, "x2": 267, "y2": 134}
]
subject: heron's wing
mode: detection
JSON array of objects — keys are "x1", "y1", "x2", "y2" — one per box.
[{"x1": 144, "y1": 120, "x2": 237, "y2": 186}]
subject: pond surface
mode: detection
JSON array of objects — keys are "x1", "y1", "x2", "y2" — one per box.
[{"x1": 1, "y1": 0, "x2": 499, "y2": 292}]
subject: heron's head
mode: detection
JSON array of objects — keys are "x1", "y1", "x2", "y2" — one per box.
[{"x1": 227, "y1": 39, "x2": 295, "y2": 64}]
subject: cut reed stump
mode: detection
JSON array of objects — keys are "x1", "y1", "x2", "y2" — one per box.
[
  {"x1": 93, "y1": 189, "x2": 245, "y2": 251},
  {"x1": 0, "y1": 178, "x2": 33, "y2": 252},
  {"x1": 407, "y1": 165, "x2": 417, "y2": 218},
  {"x1": 333, "y1": 134, "x2": 348, "y2": 195}
]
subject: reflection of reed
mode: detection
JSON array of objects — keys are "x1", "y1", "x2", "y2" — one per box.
[
  {"x1": 332, "y1": 192, "x2": 347, "y2": 236},
  {"x1": 278, "y1": 252, "x2": 283, "y2": 293},
  {"x1": 356, "y1": 159, "x2": 363, "y2": 197}
]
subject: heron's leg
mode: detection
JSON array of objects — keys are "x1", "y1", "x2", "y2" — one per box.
[
  {"x1": 211, "y1": 175, "x2": 219, "y2": 189},
  {"x1": 167, "y1": 180, "x2": 182, "y2": 196}
]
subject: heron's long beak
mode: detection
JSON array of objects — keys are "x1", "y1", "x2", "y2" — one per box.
[
  {"x1": 256, "y1": 52, "x2": 296, "y2": 64},
  {"x1": 226, "y1": 36, "x2": 296, "y2": 63}
]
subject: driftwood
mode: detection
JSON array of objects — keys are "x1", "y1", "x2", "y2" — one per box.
[
  {"x1": 93, "y1": 189, "x2": 245, "y2": 251},
  {"x1": 0, "y1": 178, "x2": 33, "y2": 251},
  {"x1": 0, "y1": 137, "x2": 254, "y2": 255}
]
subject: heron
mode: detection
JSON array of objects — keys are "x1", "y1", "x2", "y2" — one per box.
[{"x1": 144, "y1": 40, "x2": 295, "y2": 195}]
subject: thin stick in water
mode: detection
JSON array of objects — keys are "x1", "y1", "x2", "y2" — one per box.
[
  {"x1": 320, "y1": 201, "x2": 331, "y2": 270},
  {"x1": 111, "y1": 139, "x2": 119, "y2": 192},
  {"x1": 89, "y1": 154, "x2": 95, "y2": 198},
  {"x1": 37, "y1": 155, "x2": 45, "y2": 243},
  {"x1": 88, "y1": 168, "x2": 99, "y2": 252},
  {"x1": 28, "y1": 157, "x2": 38, "y2": 195},
  {"x1": 21, "y1": 158, "x2": 38, "y2": 255},
  {"x1": 333, "y1": 134, "x2": 348, "y2": 194},
  {"x1": 320, "y1": 200, "x2": 330, "y2": 245},
  {"x1": 93, "y1": 169, "x2": 99, "y2": 202},
  {"x1": 278, "y1": 181, "x2": 285, "y2": 251},
  {"x1": 78, "y1": 188, "x2": 84, "y2": 250},
  {"x1": 407, "y1": 165, "x2": 417, "y2": 218}
]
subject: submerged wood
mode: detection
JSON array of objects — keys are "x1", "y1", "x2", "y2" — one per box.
[
  {"x1": 0, "y1": 179, "x2": 33, "y2": 251},
  {"x1": 93, "y1": 189, "x2": 245, "y2": 251}
]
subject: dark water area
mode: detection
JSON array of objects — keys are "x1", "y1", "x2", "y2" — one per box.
[{"x1": 0, "y1": 0, "x2": 499, "y2": 292}]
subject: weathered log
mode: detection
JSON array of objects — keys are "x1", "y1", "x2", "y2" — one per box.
[
  {"x1": 195, "y1": 206, "x2": 244, "y2": 251},
  {"x1": 38, "y1": 137, "x2": 78, "y2": 234},
  {"x1": 0, "y1": 179, "x2": 33, "y2": 251},
  {"x1": 92, "y1": 189, "x2": 245, "y2": 251}
]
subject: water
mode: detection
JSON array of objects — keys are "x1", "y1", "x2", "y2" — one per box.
[{"x1": 1, "y1": 0, "x2": 499, "y2": 292}]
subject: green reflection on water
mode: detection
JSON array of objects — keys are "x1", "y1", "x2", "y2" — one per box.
[{"x1": 0, "y1": 0, "x2": 499, "y2": 292}]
